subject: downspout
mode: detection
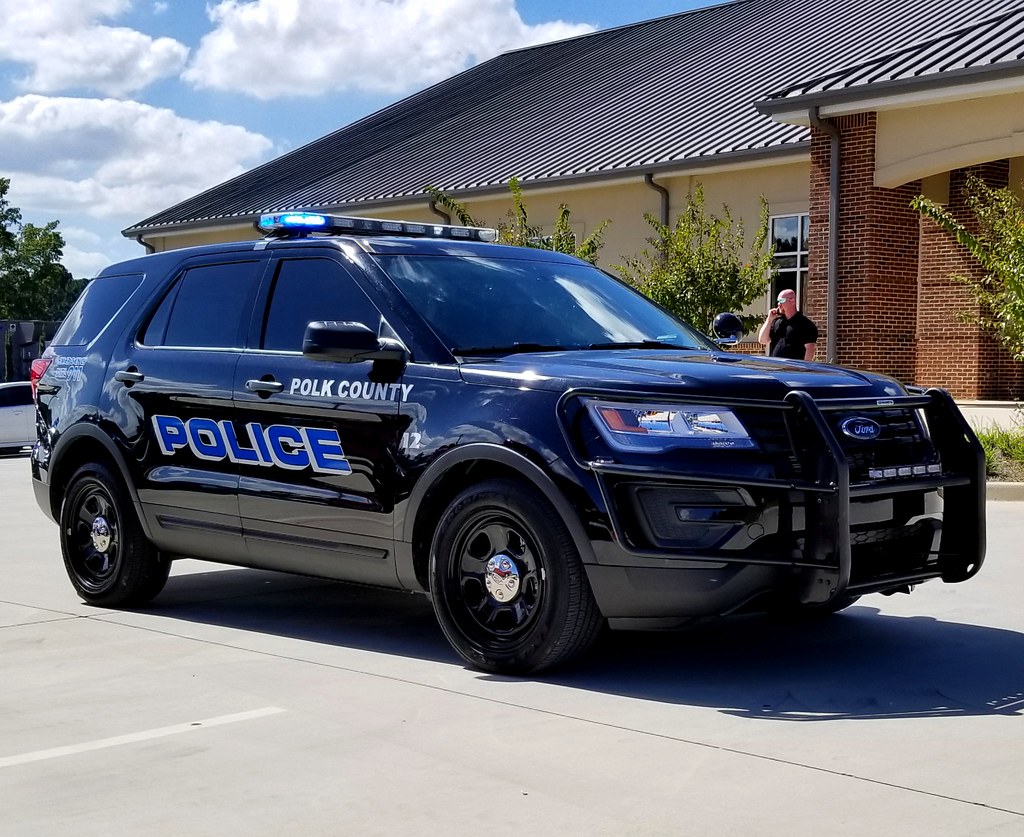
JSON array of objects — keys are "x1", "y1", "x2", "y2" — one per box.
[
  {"x1": 428, "y1": 200, "x2": 451, "y2": 225},
  {"x1": 134, "y1": 235, "x2": 155, "y2": 255},
  {"x1": 644, "y1": 173, "x2": 670, "y2": 226},
  {"x1": 809, "y1": 106, "x2": 840, "y2": 364}
]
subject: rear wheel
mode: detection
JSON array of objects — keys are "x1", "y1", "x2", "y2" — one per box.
[
  {"x1": 60, "y1": 463, "x2": 169, "y2": 607},
  {"x1": 429, "y1": 478, "x2": 602, "y2": 675}
]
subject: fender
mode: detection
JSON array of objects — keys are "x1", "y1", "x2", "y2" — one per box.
[
  {"x1": 49, "y1": 423, "x2": 155, "y2": 540},
  {"x1": 394, "y1": 442, "x2": 598, "y2": 592}
]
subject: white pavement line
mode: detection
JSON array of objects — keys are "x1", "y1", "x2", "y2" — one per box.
[{"x1": 0, "y1": 707, "x2": 285, "y2": 769}]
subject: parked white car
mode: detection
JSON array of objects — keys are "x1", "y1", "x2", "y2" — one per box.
[{"x1": 0, "y1": 382, "x2": 35, "y2": 453}]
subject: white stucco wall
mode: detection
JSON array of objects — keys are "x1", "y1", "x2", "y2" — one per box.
[
  {"x1": 875, "y1": 90, "x2": 1024, "y2": 188},
  {"x1": 142, "y1": 159, "x2": 810, "y2": 275}
]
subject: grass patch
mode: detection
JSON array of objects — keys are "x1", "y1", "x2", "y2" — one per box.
[{"x1": 974, "y1": 423, "x2": 1024, "y2": 481}]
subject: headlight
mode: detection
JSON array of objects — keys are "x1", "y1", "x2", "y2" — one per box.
[{"x1": 585, "y1": 399, "x2": 755, "y2": 452}]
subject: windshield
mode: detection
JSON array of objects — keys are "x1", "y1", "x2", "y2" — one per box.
[{"x1": 376, "y1": 253, "x2": 713, "y2": 355}]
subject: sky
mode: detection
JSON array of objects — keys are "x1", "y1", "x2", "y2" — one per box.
[{"x1": 0, "y1": 1, "x2": 718, "y2": 278}]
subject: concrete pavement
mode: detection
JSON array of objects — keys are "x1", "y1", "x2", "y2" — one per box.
[{"x1": 1, "y1": 453, "x2": 1022, "y2": 836}]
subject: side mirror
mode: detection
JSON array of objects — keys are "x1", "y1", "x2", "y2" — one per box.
[
  {"x1": 712, "y1": 312, "x2": 744, "y2": 346},
  {"x1": 302, "y1": 321, "x2": 408, "y2": 364}
]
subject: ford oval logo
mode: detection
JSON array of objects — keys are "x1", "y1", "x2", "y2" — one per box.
[{"x1": 840, "y1": 417, "x2": 882, "y2": 441}]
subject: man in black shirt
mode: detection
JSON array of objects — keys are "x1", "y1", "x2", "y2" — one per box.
[{"x1": 757, "y1": 289, "x2": 818, "y2": 361}]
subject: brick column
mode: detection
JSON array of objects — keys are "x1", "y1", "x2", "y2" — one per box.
[
  {"x1": 916, "y1": 162, "x2": 1024, "y2": 400},
  {"x1": 808, "y1": 113, "x2": 920, "y2": 382}
]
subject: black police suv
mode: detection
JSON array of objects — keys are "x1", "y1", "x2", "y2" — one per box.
[{"x1": 30, "y1": 213, "x2": 986, "y2": 674}]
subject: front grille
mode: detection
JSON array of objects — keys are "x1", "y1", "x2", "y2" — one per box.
[
  {"x1": 776, "y1": 405, "x2": 935, "y2": 484},
  {"x1": 827, "y1": 408, "x2": 933, "y2": 482},
  {"x1": 849, "y1": 518, "x2": 941, "y2": 585}
]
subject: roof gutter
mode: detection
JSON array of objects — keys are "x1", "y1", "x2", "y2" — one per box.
[
  {"x1": 758, "y1": 63, "x2": 1024, "y2": 122},
  {"x1": 809, "y1": 106, "x2": 839, "y2": 365},
  {"x1": 644, "y1": 173, "x2": 670, "y2": 226},
  {"x1": 134, "y1": 235, "x2": 155, "y2": 255}
]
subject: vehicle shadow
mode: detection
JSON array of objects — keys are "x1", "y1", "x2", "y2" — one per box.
[
  {"x1": 558, "y1": 610, "x2": 1024, "y2": 720},
  {"x1": 151, "y1": 567, "x2": 1024, "y2": 720},
  {"x1": 152, "y1": 566, "x2": 452, "y2": 665}
]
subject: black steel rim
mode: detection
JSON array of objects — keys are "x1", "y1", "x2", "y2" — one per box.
[
  {"x1": 67, "y1": 480, "x2": 121, "y2": 591},
  {"x1": 444, "y1": 509, "x2": 544, "y2": 644}
]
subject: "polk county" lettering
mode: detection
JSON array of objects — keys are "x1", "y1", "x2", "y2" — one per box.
[{"x1": 289, "y1": 378, "x2": 413, "y2": 401}]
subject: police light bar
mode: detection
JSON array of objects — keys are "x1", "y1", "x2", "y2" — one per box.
[{"x1": 258, "y1": 212, "x2": 499, "y2": 242}]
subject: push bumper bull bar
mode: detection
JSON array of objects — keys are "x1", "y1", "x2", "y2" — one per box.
[
  {"x1": 783, "y1": 387, "x2": 985, "y2": 603},
  {"x1": 573, "y1": 386, "x2": 986, "y2": 606}
]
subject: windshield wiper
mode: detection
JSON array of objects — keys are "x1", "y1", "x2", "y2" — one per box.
[
  {"x1": 451, "y1": 342, "x2": 574, "y2": 356},
  {"x1": 586, "y1": 340, "x2": 696, "y2": 350}
]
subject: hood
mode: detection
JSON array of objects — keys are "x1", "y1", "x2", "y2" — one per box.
[{"x1": 457, "y1": 349, "x2": 907, "y2": 400}]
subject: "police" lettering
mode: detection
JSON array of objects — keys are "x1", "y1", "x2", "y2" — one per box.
[{"x1": 153, "y1": 416, "x2": 352, "y2": 474}]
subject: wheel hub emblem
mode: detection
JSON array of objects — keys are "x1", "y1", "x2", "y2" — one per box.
[
  {"x1": 91, "y1": 516, "x2": 112, "y2": 553},
  {"x1": 484, "y1": 555, "x2": 520, "y2": 602}
]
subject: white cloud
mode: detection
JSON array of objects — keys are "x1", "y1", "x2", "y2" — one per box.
[
  {"x1": 2, "y1": 93, "x2": 274, "y2": 276},
  {"x1": 0, "y1": 0, "x2": 188, "y2": 96},
  {"x1": 59, "y1": 226, "x2": 127, "y2": 279},
  {"x1": 183, "y1": 0, "x2": 594, "y2": 99},
  {"x1": 1, "y1": 95, "x2": 274, "y2": 244}
]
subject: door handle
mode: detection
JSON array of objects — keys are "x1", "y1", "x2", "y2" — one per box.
[
  {"x1": 245, "y1": 379, "x2": 284, "y2": 394},
  {"x1": 114, "y1": 370, "x2": 144, "y2": 385}
]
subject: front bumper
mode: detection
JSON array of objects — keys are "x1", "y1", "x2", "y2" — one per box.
[{"x1": 565, "y1": 387, "x2": 985, "y2": 617}]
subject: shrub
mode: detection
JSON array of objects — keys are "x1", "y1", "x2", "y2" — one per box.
[
  {"x1": 423, "y1": 179, "x2": 608, "y2": 265},
  {"x1": 614, "y1": 184, "x2": 774, "y2": 335},
  {"x1": 973, "y1": 420, "x2": 1024, "y2": 480},
  {"x1": 911, "y1": 176, "x2": 1024, "y2": 361}
]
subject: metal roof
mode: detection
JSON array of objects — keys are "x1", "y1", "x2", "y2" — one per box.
[
  {"x1": 760, "y1": 6, "x2": 1024, "y2": 108},
  {"x1": 125, "y1": 0, "x2": 1024, "y2": 237}
]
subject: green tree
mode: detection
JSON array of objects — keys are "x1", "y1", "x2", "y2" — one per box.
[
  {"x1": 0, "y1": 177, "x2": 84, "y2": 320},
  {"x1": 615, "y1": 184, "x2": 774, "y2": 335},
  {"x1": 424, "y1": 177, "x2": 608, "y2": 264},
  {"x1": 911, "y1": 176, "x2": 1024, "y2": 360}
]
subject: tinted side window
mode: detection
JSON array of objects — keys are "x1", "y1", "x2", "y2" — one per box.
[
  {"x1": 8, "y1": 383, "x2": 33, "y2": 406},
  {"x1": 261, "y1": 258, "x2": 382, "y2": 351},
  {"x1": 146, "y1": 261, "x2": 262, "y2": 348},
  {"x1": 50, "y1": 273, "x2": 143, "y2": 347},
  {"x1": 0, "y1": 385, "x2": 30, "y2": 407}
]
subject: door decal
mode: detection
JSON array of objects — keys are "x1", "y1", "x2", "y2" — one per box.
[{"x1": 153, "y1": 415, "x2": 352, "y2": 474}]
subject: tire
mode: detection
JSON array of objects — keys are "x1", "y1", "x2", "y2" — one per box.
[
  {"x1": 429, "y1": 478, "x2": 603, "y2": 675},
  {"x1": 60, "y1": 463, "x2": 170, "y2": 607}
]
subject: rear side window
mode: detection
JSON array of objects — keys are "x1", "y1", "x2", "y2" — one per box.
[
  {"x1": 50, "y1": 273, "x2": 143, "y2": 347},
  {"x1": 142, "y1": 261, "x2": 263, "y2": 348}
]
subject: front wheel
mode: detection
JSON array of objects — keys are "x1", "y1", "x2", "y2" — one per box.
[
  {"x1": 429, "y1": 479, "x2": 602, "y2": 675},
  {"x1": 60, "y1": 463, "x2": 169, "y2": 607}
]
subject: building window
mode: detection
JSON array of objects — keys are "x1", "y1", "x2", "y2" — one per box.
[{"x1": 770, "y1": 214, "x2": 809, "y2": 307}]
